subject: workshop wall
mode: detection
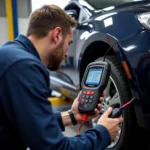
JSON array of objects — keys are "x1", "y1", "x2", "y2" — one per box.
[
  {"x1": 0, "y1": 0, "x2": 9, "y2": 45},
  {"x1": 0, "y1": 0, "x2": 70, "y2": 46},
  {"x1": 0, "y1": 0, "x2": 31, "y2": 45}
]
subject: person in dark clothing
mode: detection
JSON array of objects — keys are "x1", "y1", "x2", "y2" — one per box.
[{"x1": 0, "y1": 5, "x2": 123, "y2": 150}]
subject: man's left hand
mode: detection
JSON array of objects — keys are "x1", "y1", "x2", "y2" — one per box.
[{"x1": 71, "y1": 91, "x2": 102, "y2": 123}]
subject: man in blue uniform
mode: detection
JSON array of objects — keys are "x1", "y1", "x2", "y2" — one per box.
[{"x1": 0, "y1": 5, "x2": 123, "y2": 150}]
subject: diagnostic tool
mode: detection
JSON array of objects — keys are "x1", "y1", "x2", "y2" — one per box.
[{"x1": 78, "y1": 61, "x2": 111, "y2": 115}]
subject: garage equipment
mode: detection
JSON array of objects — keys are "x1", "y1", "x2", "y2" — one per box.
[
  {"x1": 78, "y1": 61, "x2": 111, "y2": 115},
  {"x1": 77, "y1": 61, "x2": 111, "y2": 134}
]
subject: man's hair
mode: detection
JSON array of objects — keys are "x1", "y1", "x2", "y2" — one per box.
[{"x1": 26, "y1": 5, "x2": 77, "y2": 38}]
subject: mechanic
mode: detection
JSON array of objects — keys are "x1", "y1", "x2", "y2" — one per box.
[{"x1": 0, "y1": 5, "x2": 123, "y2": 150}]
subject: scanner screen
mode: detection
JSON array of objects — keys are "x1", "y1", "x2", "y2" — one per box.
[{"x1": 85, "y1": 68, "x2": 103, "y2": 86}]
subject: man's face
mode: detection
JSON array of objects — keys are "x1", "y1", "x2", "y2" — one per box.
[{"x1": 47, "y1": 28, "x2": 73, "y2": 71}]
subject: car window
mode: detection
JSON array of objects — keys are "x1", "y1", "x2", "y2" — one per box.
[{"x1": 85, "y1": 0, "x2": 147, "y2": 9}]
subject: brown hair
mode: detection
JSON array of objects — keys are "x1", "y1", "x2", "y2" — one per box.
[{"x1": 26, "y1": 5, "x2": 77, "y2": 38}]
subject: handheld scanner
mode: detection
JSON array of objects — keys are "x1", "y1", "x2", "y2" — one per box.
[{"x1": 78, "y1": 61, "x2": 111, "y2": 115}]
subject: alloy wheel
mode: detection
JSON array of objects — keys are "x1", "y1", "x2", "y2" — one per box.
[{"x1": 92, "y1": 76, "x2": 122, "y2": 148}]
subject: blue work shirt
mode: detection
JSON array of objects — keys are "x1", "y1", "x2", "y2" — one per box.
[{"x1": 0, "y1": 35, "x2": 111, "y2": 150}]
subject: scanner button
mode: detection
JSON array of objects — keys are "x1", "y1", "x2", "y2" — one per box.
[
  {"x1": 85, "y1": 99, "x2": 89, "y2": 103},
  {"x1": 81, "y1": 99, "x2": 85, "y2": 103},
  {"x1": 91, "y1": 92, "x2": 95, "y2": 95},
  {"x1": 87, "y1": 91, "x2": 90, "y2": 94},
  {"x1": 89, "y1": 99, "x2": 93, "y2": 103},
  {"x1": 84, "y1": 91, "x2": 87, "y2": 94},
  {"x1": 90, "y1": 96, "x2": 93, "y2": 99},
  {"x1": 86, "y1": 95, "x2": 89, "y2": 99},
  {"x1": 82, "y1": 95, "x2": 85, "y2": 98}
]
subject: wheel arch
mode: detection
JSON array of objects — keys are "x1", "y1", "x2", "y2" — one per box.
[{"x1": 79, "y1": 41, "x2": 119, "y2": 85}]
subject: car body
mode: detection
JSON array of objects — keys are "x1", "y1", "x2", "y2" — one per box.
[{"x1": 49, "y1": 0, "x2": 150, "y2": 149}]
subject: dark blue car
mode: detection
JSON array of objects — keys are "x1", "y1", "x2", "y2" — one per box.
[{"x1": 49, "y1": 0, "x2": 150, "y2": 149}]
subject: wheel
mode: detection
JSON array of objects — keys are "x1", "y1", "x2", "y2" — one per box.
[
  {"x1": 90, "y1": 56, "x2": 144, "y2": 150},
  {"x1": 49, "y1": 70, "x2": 74, "y2": 84}
]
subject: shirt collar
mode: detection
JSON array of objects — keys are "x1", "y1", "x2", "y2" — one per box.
[{"x1": 15, "y1": 34, "x2": 41, "y2": 60}]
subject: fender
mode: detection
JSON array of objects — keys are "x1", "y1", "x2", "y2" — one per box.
[
  {"x1": 76, "y1": 30, "x2": 141, "y2": 69},
  {"x1": 76, "y1": 31, "x2": 118, "y2": 68}
]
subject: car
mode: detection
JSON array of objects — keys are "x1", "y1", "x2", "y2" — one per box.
[{"x1": 49, "y1": 0, "x2": 150, "y2": 149}]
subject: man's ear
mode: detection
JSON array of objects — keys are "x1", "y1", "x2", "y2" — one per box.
[{"x1": 51, "y1": 27, "x2": 62, "y2": 44}]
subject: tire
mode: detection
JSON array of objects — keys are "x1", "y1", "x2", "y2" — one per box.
[{"x1": 90, "y1": 56, "x2": 145, "y2": 150}]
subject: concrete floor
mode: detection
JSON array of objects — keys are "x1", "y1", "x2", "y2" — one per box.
[{"x1": 63, "y1": 123, "x2": 89, "y2": 137}]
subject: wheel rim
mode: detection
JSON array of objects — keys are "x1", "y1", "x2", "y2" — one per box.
[{"x1": 92, "y1": 76, "x2": 122, "y2": 148}]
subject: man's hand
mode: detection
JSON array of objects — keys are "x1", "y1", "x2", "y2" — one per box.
[
  {"x1": 97, "y1": 107, "x2": 123, "y2": 141},
  {"x1": 71, "y1": 91, "x2": 102, "y2": 122}
]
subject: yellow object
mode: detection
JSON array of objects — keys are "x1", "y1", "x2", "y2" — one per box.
[
  {"x1": 5, "y1": 0, "x2": 14, "y2": 40},
  {"x1": 48, "y1": 97, "x2": 73, "y2": 106}
]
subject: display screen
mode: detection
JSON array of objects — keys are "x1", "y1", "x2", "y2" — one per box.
[{"x1": 85, "y1": 68, "x2": 103, "y2": 86}]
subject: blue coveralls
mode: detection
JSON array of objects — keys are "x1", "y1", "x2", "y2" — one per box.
[{"x1": 0, "y1": 35, "x2": 111, "y2": 150}]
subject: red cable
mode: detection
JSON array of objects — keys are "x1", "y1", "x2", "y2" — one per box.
[
  {"x1": 122, "y1": 101, "x2": 131, "y2": 108},
  {"x1": 77, "y1": 114, "x2": 88, "y2": 134},
  {"x1": 122, "y1": 98, "x2": 135, "y2": 108},
  {"x1": 77, "y1": 122, "x2": 84, "y2": 134}
]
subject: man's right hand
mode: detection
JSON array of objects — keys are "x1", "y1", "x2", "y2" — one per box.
[{"x1": 97, "y1": 107, "x2": 123, "y2": 141}]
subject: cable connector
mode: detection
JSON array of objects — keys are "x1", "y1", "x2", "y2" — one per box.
[
  {"x1": 77, "y1": 114, "x2": 88, "y2": 134},
  {"x1": 81, "y1": 114, "x2": 88, "y2": 123}
]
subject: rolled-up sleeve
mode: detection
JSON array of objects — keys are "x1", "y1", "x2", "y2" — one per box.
[{"x1": 1, "y1": 59, "x2": 111, "y2": 150}]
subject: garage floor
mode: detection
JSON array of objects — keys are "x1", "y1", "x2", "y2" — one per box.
[{"x1": 63, "y1": 123, "x2": 89, "y2": 137}]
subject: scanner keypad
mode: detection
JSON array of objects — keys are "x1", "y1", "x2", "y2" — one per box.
[{"x1": 81, "y1": 90, "x2": 95, "y2": 104}]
